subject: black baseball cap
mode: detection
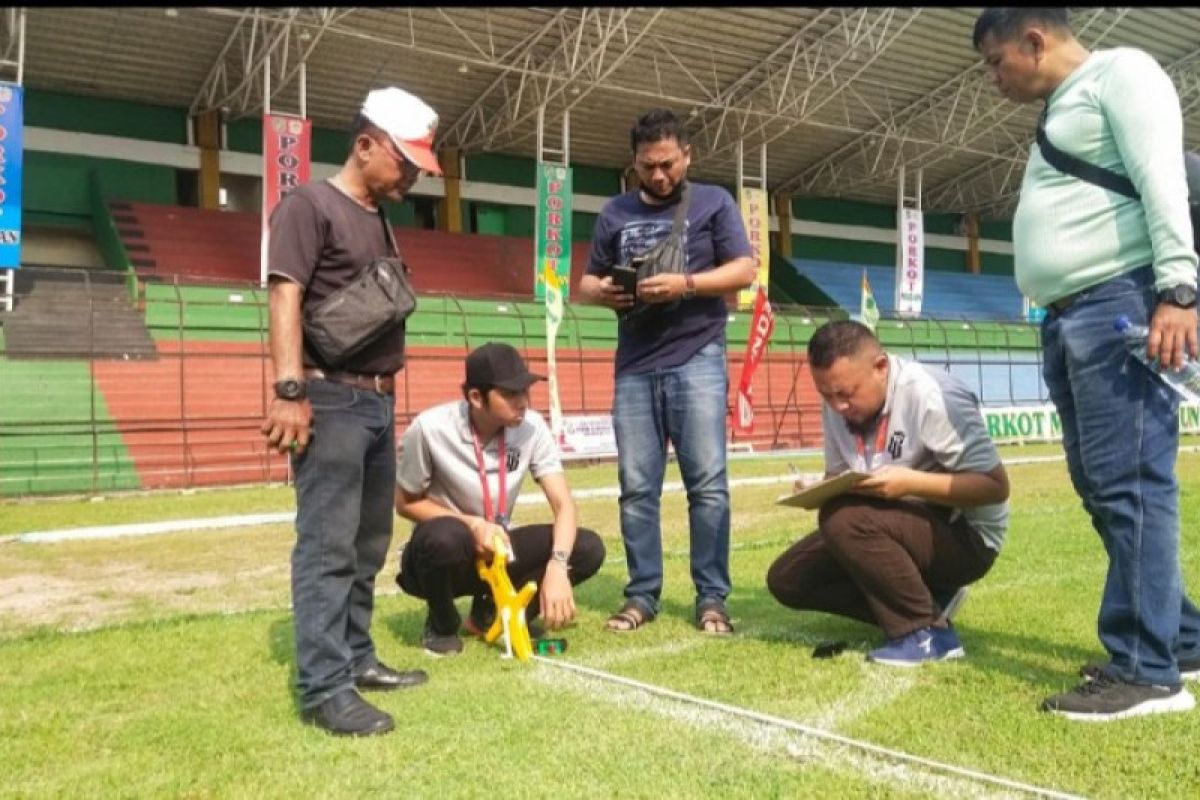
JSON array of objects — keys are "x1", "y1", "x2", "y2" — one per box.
[{"x1": 465, "y1": 342, "x2": 545, "y2": 391}]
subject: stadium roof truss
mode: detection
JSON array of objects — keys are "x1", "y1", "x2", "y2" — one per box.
[{"x1": 18, "y1": 6, "x2": 1200, "y2": 220}]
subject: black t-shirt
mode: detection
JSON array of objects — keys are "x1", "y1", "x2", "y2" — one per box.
[
  {"x1": 585, "y1": 183, "x2": 752, "y2": 376},
  {"x1": 267, "y1": 179, "x2": 406, "y2": 375}
]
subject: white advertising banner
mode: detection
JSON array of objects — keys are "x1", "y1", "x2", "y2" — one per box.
[
  {"x1": 558, "y1": 414, "x2": 618, "y2": 458},
  {"x1": 983, "y1": 403, "x2": 1200, "y2": 444},
  {"x1": 895, "y1": 207, "x2": 924, "y2": 318}
]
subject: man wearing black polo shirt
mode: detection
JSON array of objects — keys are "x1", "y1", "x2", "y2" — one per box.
[{"x1": 261, "y1": 86, "x2": 438, "y2": 737}]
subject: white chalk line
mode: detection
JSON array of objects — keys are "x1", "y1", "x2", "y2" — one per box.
[
  {"x1": 532, "y1": 653, "x2": 1084, "y2": 800},
  {"x1": 0, "y1": 451, "x2": 1085, "y2": 545}
]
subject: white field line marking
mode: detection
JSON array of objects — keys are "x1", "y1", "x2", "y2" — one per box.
[
  {"x1": 9, "y1": 448, "x2": 1186, "y2": 544},
  {"x1": 532, "y1": 657, "x2": 1085, "y2": 800},
  {"x1": 580, "y1": 634, "x2": 912, "y2": 730}
]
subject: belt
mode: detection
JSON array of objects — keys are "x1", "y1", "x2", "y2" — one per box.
[
  {"x1": 1047, "y1": 290, "x2": 1082, "y2": 315},
  {"x1": 304, "y1": 368, "x2": 395, "y2": 395}
]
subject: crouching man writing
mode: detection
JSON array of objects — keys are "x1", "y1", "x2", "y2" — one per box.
[{"x1": 766, "y1": 320, "x2": 1010, "y2": 666}]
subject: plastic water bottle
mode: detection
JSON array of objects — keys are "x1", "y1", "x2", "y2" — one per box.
[{"x1": 1114, "y1": 315, "x2": 1200, "y2": 402}]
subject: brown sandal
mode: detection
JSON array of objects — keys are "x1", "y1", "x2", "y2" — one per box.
[
  {"x1": 606, "y1": 601, "x2": 654, "y2": 632},
  {"x1": 696, "y1": 603, "x2": 734, "y2": 635}
]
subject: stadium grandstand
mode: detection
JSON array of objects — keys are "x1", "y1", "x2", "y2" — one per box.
[{"x1": 1, "y1": 6, "x2": 1198, "y2": 496}]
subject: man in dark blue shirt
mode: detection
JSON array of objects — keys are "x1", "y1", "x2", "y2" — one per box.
[{"x1": 581, "y1": 108, "x2": 755, "y2": 635}]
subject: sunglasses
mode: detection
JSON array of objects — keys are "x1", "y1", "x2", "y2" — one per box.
[{"x1": 373, "y1": 136, "x2": 422, "y2": 178}]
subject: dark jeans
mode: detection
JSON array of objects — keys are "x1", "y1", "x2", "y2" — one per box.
[
  {"x1": 291, "y1": 379, "x2": 397, "y2": 709},
  {"x1": 766, "y1": 495, "x2": 997, "y2": 639},
  {"x1": 1041, "y1": 265, "x2": 1200, "y2": 685},
  {"x1": 396, "y1": 517, "x2": 606, "y2": 635}
]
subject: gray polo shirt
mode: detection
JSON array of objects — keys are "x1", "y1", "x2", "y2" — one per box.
[
  {"x1": 822, "y1": 354, "x2": 1009, "y2": 552},
  {"x1": 397, "y1": 400, "x2": 562, "y2": 524}
]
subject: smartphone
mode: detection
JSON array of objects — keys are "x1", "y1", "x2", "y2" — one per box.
[{"x1": 611, "y1": 263, "x2": 638, "y2": 295}]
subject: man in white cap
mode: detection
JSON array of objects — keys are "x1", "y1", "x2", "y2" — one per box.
[{"x1": 262, "y1": 86, "x2": 441, "y2": 737}]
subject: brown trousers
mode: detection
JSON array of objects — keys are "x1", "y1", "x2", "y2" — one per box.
[{"x1": 766, "y1": 494, "x2": 997, "y2": 639}]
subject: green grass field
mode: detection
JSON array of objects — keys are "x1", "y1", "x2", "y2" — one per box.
[{"x1": 3, "y1": 449, "x2": 1200, "y2": 798}]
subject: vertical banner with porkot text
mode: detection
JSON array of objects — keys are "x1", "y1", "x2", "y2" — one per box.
[
  {"x1": 536, "y1": 162, "x2": 572, "y2": 443},
  {"x1": 534, "y1": 163, "x2": 572, "y2": 301},
  {"x1": 894, "y1": 207, "x2": 924, "y2": 318},
  {"x1": 0, "y1": 83, "x2": 24, "y2": 269},
  {"x1": 737, "y1": 186, "x2": 770, "y2": 310},
  {"x1": 260, "y1": 113, "x2": 312, "y2": 286}
]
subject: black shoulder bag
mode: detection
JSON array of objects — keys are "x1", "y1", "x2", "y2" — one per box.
[
  {"x1": 1035, "y1": 106, "x2": 1200, "y2": 254},
  {"x1": 618, "y1": 181, "x2": 691, "y2": 326},
  {"x1": 302, "y1": 207, "x2": 417, "y2": 367}
]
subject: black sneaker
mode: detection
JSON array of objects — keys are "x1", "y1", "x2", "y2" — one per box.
[
  {"x1": 1081, "y1": 655, "x2": 1200, "y2": 683},
  {"x1": 1042, "y1": 674, "x2": 1196, "y2": 721},
  {"x1": 422, "y1": 623, "x2": 464, "y2": 657}
]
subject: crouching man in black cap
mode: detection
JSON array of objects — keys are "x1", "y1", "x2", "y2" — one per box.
[{"x1": 395, "y1": 342, "x2": 606, "y2": 655}]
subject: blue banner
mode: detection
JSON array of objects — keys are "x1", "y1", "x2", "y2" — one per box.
[{"x1": 0, "y1": 83, "x2": 23, "y2": 269}]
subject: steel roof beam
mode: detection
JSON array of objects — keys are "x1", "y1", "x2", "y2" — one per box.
[
  {"x1": 440, "y1": 8, "x2": 662, "y2": 154},
  {"x1": 190, "y1": 7, "x2": 352, "y2": 118},
  {"x1": 776, "y1": 7, "x2": 1127, "y2": 198},
  {"x1": 690, "y1": 8, "x2": 921, "y2": 170}
]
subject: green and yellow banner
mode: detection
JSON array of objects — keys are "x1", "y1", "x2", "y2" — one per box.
[{"x1": 534, "y1": 163, "x2": 572, "y2": 302}]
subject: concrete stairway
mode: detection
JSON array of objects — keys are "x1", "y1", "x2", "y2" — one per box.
[{"x1": 0, "y1": 267, "x2": 157, "y2": 360}]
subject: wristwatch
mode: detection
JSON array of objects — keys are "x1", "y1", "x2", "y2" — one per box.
[
  {"x1": 550, "y1": 549, "x2": 571, "y2": 570},
  {"x1": 682, "y1": 273, "x2": 697, "y2": 300},
  {"x1": 274, "y1": 378, "x2": 307, "y2": 401},
  {"x1": 1157, "y1": 284, "x2": 1198, "y2": 309}
]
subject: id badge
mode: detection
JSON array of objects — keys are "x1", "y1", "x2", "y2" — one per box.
[{"x1": 853, "y1": 453, "x2": 884, "y2": 472}]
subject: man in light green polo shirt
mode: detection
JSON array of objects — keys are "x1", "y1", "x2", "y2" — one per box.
[{"x1": 975, "y1": 7, "x2": 1200, "y2": 721}]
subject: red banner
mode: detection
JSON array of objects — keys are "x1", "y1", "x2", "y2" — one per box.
[
  {"x1": 735, "y1": 286, "x2": 775, "y2": 433},
  {"x1": 260, "y1": 113, "x2": 312, "y2": 285}
]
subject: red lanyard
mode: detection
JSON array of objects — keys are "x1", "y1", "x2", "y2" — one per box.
[
  {"x1": 470, "y1": 427, "x2": 507, "y2": 525},
  {"x1": 854, "y1": 413, "x2": 889, "y2": 470}
]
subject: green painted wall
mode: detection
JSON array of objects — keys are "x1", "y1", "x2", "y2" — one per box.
[
  {"x1": 226, "y1": 116, "x2": 352, "y2": 165},
  {"x1": 26, "y1": 88, "x2": 188, "y2": 144},
  {"x1": 25, "y1": 152, "x2": 177, "y2": 220},
  {"x1": 467, "y1": 153, "x2": 620, "y2": 196}
]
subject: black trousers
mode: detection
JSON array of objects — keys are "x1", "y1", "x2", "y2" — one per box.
[
  {"x1": 396, "y1": 516, "x2": 606, "y2": 634},
  {"x1": 765, "y1": 494, "x2": 997, "y2": 639}
]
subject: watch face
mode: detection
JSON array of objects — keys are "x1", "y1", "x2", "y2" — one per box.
[
  {"x1": 1177, "y1": 285, "x2": 1197, "y2": 306},
  {"x1": 275, "y1": 379, "x2": 305, "y2": 400}
]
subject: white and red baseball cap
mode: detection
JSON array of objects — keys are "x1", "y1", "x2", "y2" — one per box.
[{"x1": 361, "y1": 86, "x2": 442, "y2": 176}]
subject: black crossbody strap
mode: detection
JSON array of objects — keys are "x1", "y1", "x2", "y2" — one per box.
[
  {"x1": 671, "y1": 180, "x2": 691, "y2": 234},
  {"x1": 377, "y1": 207, "x2": 401, "y2": 258},
  {"x1": 1035, "y1": 105, "x2": 1140, "y2": 200}
]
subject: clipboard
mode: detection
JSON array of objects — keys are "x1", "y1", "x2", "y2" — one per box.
[{"x1": 776, "y1": 471, "x2": 870, "y2": 510}]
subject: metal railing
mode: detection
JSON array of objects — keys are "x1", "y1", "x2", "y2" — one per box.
[{"x1": 0, "y1": 270, "x2": 1047, "y2": 496}]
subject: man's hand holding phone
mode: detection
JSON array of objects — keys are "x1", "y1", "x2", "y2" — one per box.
[{"x1": 602, "y1": 263, "x2": 638, "y2": 310}]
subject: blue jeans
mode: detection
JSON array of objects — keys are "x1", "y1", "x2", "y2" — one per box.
[
  {"x1": 612, "y1": 340, "x2": 731, "y2": 616},
  {"x1": 291, "y1": 379, "x2": 397, "y2": 709},
  {"x1": 1041, "y1": 265, "x2": 1200, "y2": 685}
]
